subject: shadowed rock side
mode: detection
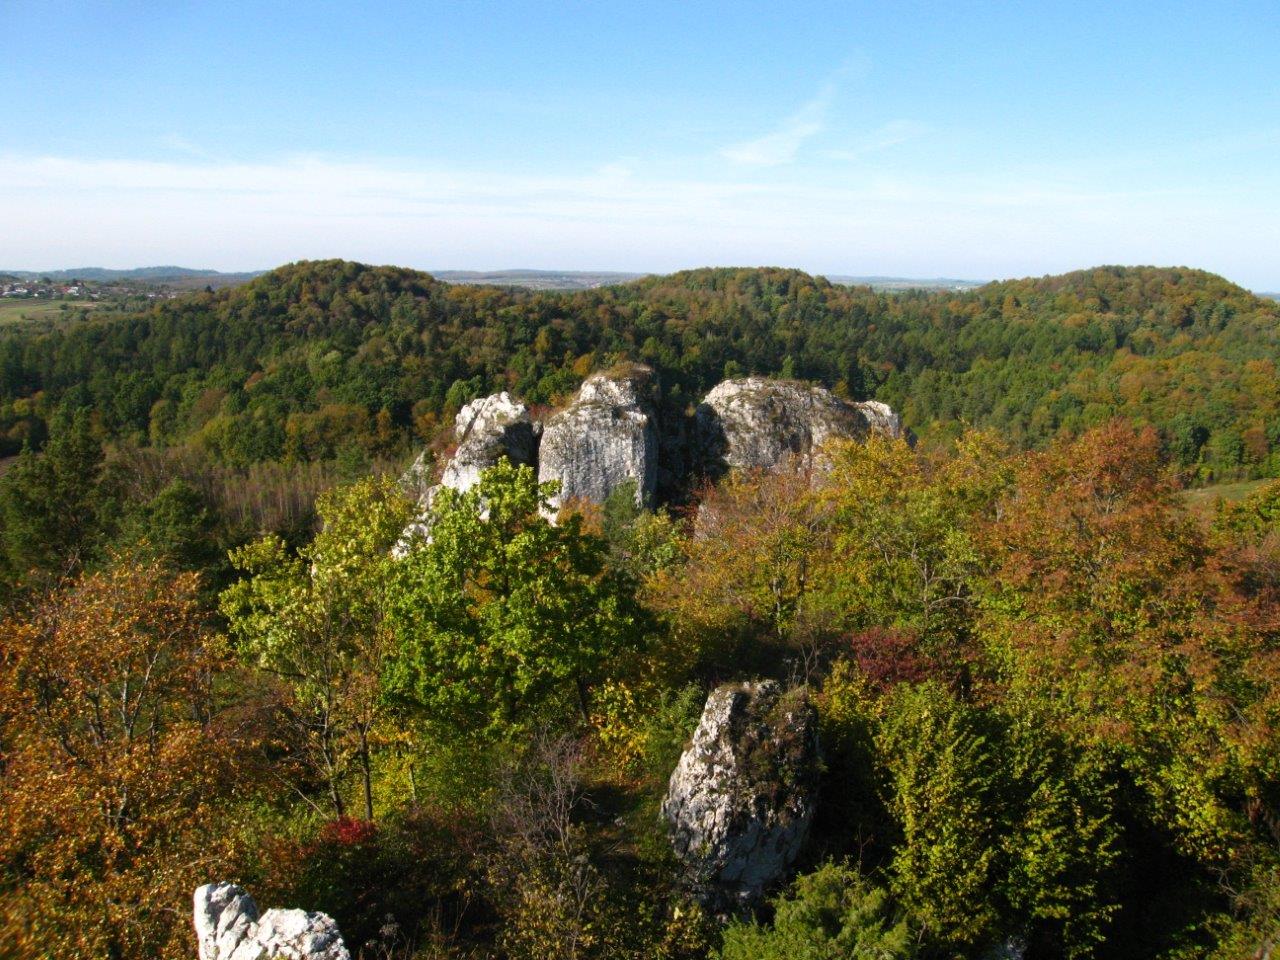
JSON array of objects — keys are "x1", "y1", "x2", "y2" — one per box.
[
  {"x1": 696, "y1": 377, "x2": 903, "y2": 479},
  {"x1": 396, "y1": 391, "x2": 537, "y2": 550},
  {"x1": 194, "y1": 883, "x2": 350, "y2": 960},
  {"x1": 661, "y1": 681, "x2": 820, "y2": 912},
  {"x1": 537, "y1": 366, "x2": 658, "y2": 512},
  {"x1": 438, "y1": 391, "x2": 538, "y2": 492}
]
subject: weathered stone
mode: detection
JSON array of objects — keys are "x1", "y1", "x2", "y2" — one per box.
[
  {"x1": 661, "y1": 681, "x2": 819, "y2": 910},
  {"x1": 538, "y1": 365, "x2": 658, "y2": 512},
  {"x1": 695, "y1": 377, "x2": 903, "y2": 477},
  {"x1": 439, "y1": 392, "x2": 537, "y2": 493},
  {"x1": 194, "y1": 883, "x2": 350, "y2": 960},
  {"x1": 195, "y1": 883, "x2": 259, "y2": 960},
  {"x1": 854, "y1": 399, "x2": 904, "y2": 438},
  {"x1": 397, "y1": 391, "x2": 536, "y2": 551}
]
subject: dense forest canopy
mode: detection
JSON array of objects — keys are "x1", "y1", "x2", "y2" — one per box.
[{"x1": 1, "y1": 259, "x2": 1277, "y2": 479}]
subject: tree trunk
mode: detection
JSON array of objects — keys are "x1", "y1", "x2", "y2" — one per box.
[{"x1": 359, "y1": 727, "x2": 374, "y2": 822}]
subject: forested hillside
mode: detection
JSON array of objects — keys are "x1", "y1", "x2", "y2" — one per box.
[
  {"x1": 1, "y1": 260, "x2": 1277, "y2": 479},
  {"x1": 6, "y1": 261, "x2": 1280, "y2": 960}
]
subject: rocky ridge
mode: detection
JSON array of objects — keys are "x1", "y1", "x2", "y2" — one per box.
[
  {"x1": 400, "y1": 371, "x2": 904, "y2": 535},
  {"x1": 194, "y1": 883, "x2": 349, "y2": 960}
]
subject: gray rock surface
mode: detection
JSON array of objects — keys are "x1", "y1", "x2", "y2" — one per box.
[
  {"x1": 695, "y1": 377, "x2": 903, "y2": 476},
  {"x1": 661, "y1": 681, "x2": 819, "y2": 909},
  {"x1": 854, "y1": 399, "x2": 904, "y2": 438},
  {"x1": 397, "y1": 391, "x2": 536, "y2": 550},
  {"x1": 439, "y1": 392, "x2": 537, "y2": 492},
  {"x1": 194, "y1": 883, "x2": 350, "y2": 960},
  {"x1": 538, "y1": 365, "x2": 658, "y2": 512},
  {"x1": 395, "y1": 376, "x2": 904, "y2": 535}
]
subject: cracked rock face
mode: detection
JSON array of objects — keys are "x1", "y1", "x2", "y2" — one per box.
[
  {"x1": 397, "y1": 392, "x2": 537, "y2": 551},
  {"x1": 194, "y1": 883, "x2": 349, "y2": 960},
  {"x1": 696, "y1": 377, "x2": 902, "y2": 477},
  {"x1": 438, "y1": 392, "x2": 537, "y2": 492},
  {"x1": 661, "y1": 681, "x2": 819, "y2": 910},
  {"x1": 537, "y1": 366, "x2": 658, "y2": 512}
]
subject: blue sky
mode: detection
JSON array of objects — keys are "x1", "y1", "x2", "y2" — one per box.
[{"x1": 3, "y1": 1, "x2": 1279, "y2": 288}]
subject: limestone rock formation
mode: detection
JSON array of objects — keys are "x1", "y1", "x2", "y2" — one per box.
[
  {"x1": 194, "y1": 883, "x2": 349, "y2": 960},
  {"x1": 695, "y1": 377, "x2": 903, "y2": 477},
  {"x1": 438, "y1": 391, "x2": 538, "y2": 492},
  {"x1": 538, "y1": 365, "x2": 658, "y2": 512},
  {"x1": 395, "y1": 374, "x2": 905, "y2": 536},
  {"x1": 854, "y1": 399, "x2": 904, "y2": 438},
  {"x1": 661, "y1": 681, "x2": 819, "y2": 909},
  {"x1": 397, "y1": 391, "x2": 537, "y2": 550}
]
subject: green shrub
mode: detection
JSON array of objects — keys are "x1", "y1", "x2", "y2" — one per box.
[{"x1": 717, "y1": 862, "x2": 914, "y2": 960}]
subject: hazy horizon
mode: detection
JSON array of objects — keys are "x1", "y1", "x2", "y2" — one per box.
[{"x1": 11, "y1": 261, "x2": 1280, "y2": 296}]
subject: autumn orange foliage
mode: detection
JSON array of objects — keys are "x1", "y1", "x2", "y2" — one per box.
[{"x1": 0, "y1": 558, "x2": 260, "y2": 959}]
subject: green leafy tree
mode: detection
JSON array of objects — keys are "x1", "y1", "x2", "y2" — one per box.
[
  {"x1": 385, "y1": 461, "x2": 647, "y2": 740},
  {"x1": 221, "y1": 475, "x2": 414, "y2": 820},
  {"x1": 816, "y1": 432, "x2": 1010, "y2": 655},
  {"x1": 113, "y1": 477, "x2": 223, "y2": 575},
  {"x1": 877, "y1": 682, "x2": 1000, "y2": 951}
]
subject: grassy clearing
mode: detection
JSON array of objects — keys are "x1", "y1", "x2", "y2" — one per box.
[
  {"x1": 1181, "y1": 478, "x2": 1271, "y2": 521},
  {"x1": 0, "y1": 298, "x2": 102, "y2": 329}
]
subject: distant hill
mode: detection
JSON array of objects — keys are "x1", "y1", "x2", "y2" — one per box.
[
  {"x1": 4, "y1": 266, "x2": 642, "y2": 292},
  {"x1": 432, "y1": 268, "x2": 989, "y2": 292},
  {"x1": 825, "y1": 274, "x2": 984, "y2": 291},
  {"x1": 4, "y1": 265, "x2": 991, "y2": 294},
  {"x1": 2, "y1": 266, "x2": 263, "y2": 289},
  {"x1": 431, "y1": 269, "x2": 645, "y2": 290}
]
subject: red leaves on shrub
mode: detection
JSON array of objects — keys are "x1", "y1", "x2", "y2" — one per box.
[
  {"x1": 841, "y1": 626, "x2": 936, "y2": 691},
  {"x1": 321, "y1": 816, "x2": 377, "y2": 847}
]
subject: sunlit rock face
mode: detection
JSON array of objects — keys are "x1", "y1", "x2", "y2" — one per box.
[
  {"x1": 194, "y1": 883, "x2": 350, "y2": 960},
  {"x1": 695, "y1": 377, "x2": 903, "y2": 478},
  {"x1": 396, "y1": 391, "x2": 537, "y2": 551},
  {"x1": 661, "y1": 680, "x2": 820, "y2": 911},
  {"x1": 438, "y1": 392, "x2": 538, "y2": 492},
  {"x1": 537, "y1": 365, "x2": 658, "y2": 513},
  {"x1": 395, "y1": 373, "x2": 906, "y2": 544}
]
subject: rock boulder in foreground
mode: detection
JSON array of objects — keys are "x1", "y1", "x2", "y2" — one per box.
[
  {"x1": 661, "y1": 680, "x2": 820, "y2": 910},
  {"x1": 194, "y1": 883, "x2": 349, "y2": 960}
]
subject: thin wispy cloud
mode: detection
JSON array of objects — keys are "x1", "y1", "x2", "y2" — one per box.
[
  {"x1": 158, "y1": 133, "x2": 217, "y2": 160},
  {"x1": 721, "y1": 81, "x2": 836, "y2": 167},
  {"x1": 820, "y1": 119, "x2": 926, "y2": 161}
]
